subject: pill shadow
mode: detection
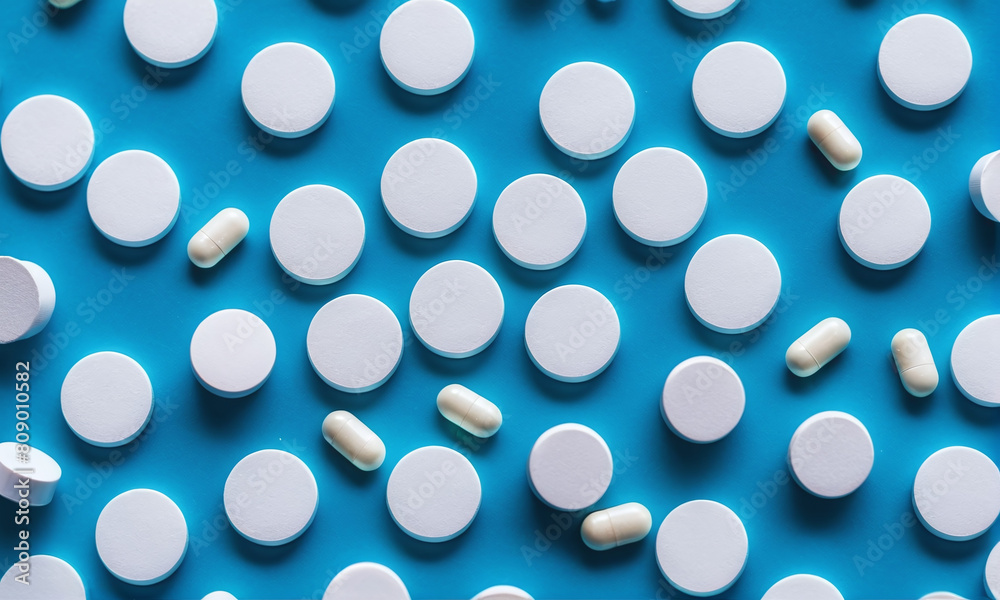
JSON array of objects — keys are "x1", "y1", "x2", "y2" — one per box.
[
  {"x1": 307, "y1": 0, "x2": 367, "y2": 15},
  {"x1": 226, "y1": 527, "x2": 304, "y2": 565},
  {"x1": 490, "y1": 244, "x2": 568, "y2": 291},
  {"x1": 953, "y1": 393, "x2": 1000, "y2": 430},
  {"x1": 235, "y1": 111, "x2": 326, "y2": 159},
  {"x1": 186, "y1": 240, "x2": 250, "y2": 287},
  {"x1": 382, "y1": 216, "x2": 467, "y2": 259},
  {"x1": 802, "y1": 136, "x2": 860, "y2": 189},
  {"x1": 875, "y1": 88, "x2": 959, "y2": 133},
  {"x1": 377, "y1": 65, "x2": 461, "y2": 117},
  {"x1": 384, "y1": 515, "x2": 475, "y2": 561},
  {"x1": 194, "y1": 381, "x2": 265, "y2": 434},
  {"x1": 87, "y1": 224, "x2": 166, "y2": 266},
  {"x1": 434, "y1": 419, "x2": 500, "y2": 458},
  {"x1": 656, "y1": 416, "x2": 734, "y2": 480},
  {"x1": 586, "y1": 0, "x2": 623, "y2": 21},
  {"x1": 534, "y1": 127, "x2": 619, "y2": 181},
  {"x1": 507, "y1": 0, "x2": 550, "y2": 22},
  {"x1": 834, "y1": 234, "x2": 917, "y2": 292},
  {"x1": 411, "y1": 340, "x2": 497, "y2": 379},
  {"x1": 912, "y1": 515, "x2": 991, "y2": 561},
  {"x1": 781, "y1": 356, "x2": 850, "y2": 397},
  {"x1": 785, "y1": 480, "x2": 858, "y2": 531},
  {"x1": 101, "y1": 566, "x2": 184, "y2": 599},
  {"x1": 319, "y1": 443, "x2": 382, "y2": 489},
  {"x1": 48, "y1": 0, "x2": 97, "y2": 29},
  {"x1": 121, "y1": 37, "x2": 205, "y2": 90},
  {"x1": 520, "y1": 348, "x2": 613, "y2": 403},
  {"x1": 2, "y1": 172, "x2": 80, "y2": 211}
]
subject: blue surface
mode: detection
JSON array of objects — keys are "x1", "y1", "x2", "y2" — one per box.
[{"x1": 1, "y1": 1, "x2": 999, "y2": 599}]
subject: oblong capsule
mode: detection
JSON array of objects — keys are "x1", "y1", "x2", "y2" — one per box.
[
  {"x1": 891, "y1": 328, "x2": 938, "y2": 397},
  {"x1": 321, "y1": 410, "x2": 385, "y2": 471},
  {"x1": 807, "y1": 110, "x2": 862, "y2": 171},
  {"x1": 437, "y1": 384, "x2": 502, "y2": 438},
  {"x1": 581, "y1": 502, "x2": 652, "y2": 551},
  {"x1": 188, "y1": 207, "x2": 250, "y2": 268},
  {"x1": 786, "y1": 317, "x2": 852, "y2": 377}
]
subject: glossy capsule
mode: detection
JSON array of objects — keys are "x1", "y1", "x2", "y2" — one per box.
[
  {"x1": 807, "y1": 110, "x2": 862, "y2": 171},
  {"x1": 321, "y1": 410, "x2": 385, "y2": 471},
  {"x1": 437, "y1": 384, "x2": 502, "y2": 438},
  {"x1": 786, "y1": 317, "x2": 852, "y2": 377},
  {"x1": 188, "y1": 208, "x2": 250, "y2": 268},
  {"x1": 891, "y1": 328, "x2": 938, "y2": 397},
  {"x1": 581, "y1": 502, "x2": 652, "y2": 550}
]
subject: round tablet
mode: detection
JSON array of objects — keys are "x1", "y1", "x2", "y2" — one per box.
[
  {"x1": 381, "y1": 138, "x2": 477, "y2": 238},
  {"x1": 307, "y1": 295, "x2": 403, "y2": 393},
  {"x1": 190, "y1": 309, "x2": 276, "y2": 398},
  {"x1": 386, "y1": 446, "x2": 481, "y2": 542},
  {"x1": 202, "y1": 593, "x2": 238, "y2": 600},
  {"x1": 684, "y1": 234, "x2": 781, "y2": 334},
  {"x1": 224, "y1": 449, "x2": 319, "y2": 546},
  {"x1": 787, "y1": 411, "x2": 874, "y2": 499},
  {"x1": 87, "y1": 150, "x2": 180, "y2": 247},
  {"x1": 0, "y1": 555, "x2": 85, "y2": 600},
  {"x1": 951, "y1": 315, "x2": 1000, "y2": 407},
  {"x1": 692, "y1": 42, "x2": 786, "y2": 138},
  {"x1": 472, "y1": 586, "x2": 534, "y2": 600},
  {"x1": 409, "y1": 260, "x2": 503, "y2": 358},
  {"x1": 668, "y1": 0, "x2": 741, "y2": 19},
  {"x1": 655, "y1": 500, "x2": 748, "y2": 596},
  {"x1": 123, "y1": 0, "x2": 218, "y2": 68},
  {"x1": 270, "y1": 185, "x2": 365, "y2": 285},
  {"x1": 987, "y1": 541, "x2": 1000, "y2": 600},
  {"x1": 525, "y1": 285, "x2": 620, "y2": 382},
  {"x1": 0, "y1": 257, "x2": 55, "y2": 344},
  {"x1": 95, "y1": 489, "x2": 187, "y2": 585},
  {"x1": 61, "y1": 351, "x2": 153, "y2": 447},
  {"x1": 661, "y1": 356, "x2": 745, "y2": 444},
  {"x1": 838, "y1": 175, "x2": 930, "y2": 270},
  {"x1": 971, "y1": 151, "x2": 1000, "y2": 222},
  {"x1": 878, "y1": 15, "x2": 972, "y2": 110},
  {"x1": 380, "y1": 0, "x2": 474, "y2": 95},
  {"x1": 539, "y1": 62, "x2": 635, "y2": 160},
  {"x1": 761, "y1": 574, "x2": 844, "y2": 600},
  {"x1": 913, "y1": 446, "x2": 1000, "y2": 541},
  {"x1": 527, "y1": 423, "x2": 613, "y2": 511},
  {"x1": 613, "y1": 147, "x2": 708, "y2": 247},
  {"x1": 241, "y1": 43, "x2": 335, "y2": 138},
  {"x1": 1, "y1": 95, "x2": 94, "y2": 191},
  {"x1": 323, "y1": 562, "x2": 410, "y2": 600},
  {"x1": 492, "y1": 174, "x2": 587, "y2": 270},
  {"x1": 920, "y1": 594, "x2": 969, "y2": 600},
  {"x1": 0, "y1": 442, "x2": 61, "y2": 506}
]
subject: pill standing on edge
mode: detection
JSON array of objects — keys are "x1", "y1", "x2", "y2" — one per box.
[
  {"x1": 322, "y1": 410, "x2": 386, "y2": 471},
  {"x1": 786, "y1": 317, "x2": 851, "y2": 377},
  {"x1": 891, "y1": 328, "x2": 938, "y2": 397},
  {"x1": 807, "y1": 110, "x2": 862, "y2": 171},
  {"x1": 437, "y1": 384, "x2": 502, "y2": 438},
  {"x1": 188, "y1": 208, "x2": 249, "y2": 268},
  {"x1": 581, "y1": 502, "x2": 652, "y2": 551},
  {"x1": 970, "y1": 150, "x2": 1000, "y2": 222},
  {"x1": 0, "y1": 256, "x2": 56, "y2": 344},
  {"x1": 0, "y1": 442, "x2": 61, "y2": 506}
]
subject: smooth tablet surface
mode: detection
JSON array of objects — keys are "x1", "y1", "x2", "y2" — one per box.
[
  {"x1": 0, "y1": 441, "x2": 61, "y2": 506},
  {"x1": 95, "y1": 489, "x2": 187, "y2": 585},
  {"x1": 528, "y1": 423, "x2": 613, "y2": 511},
  {"x1": 381, "y1": 138, "x2": 477, "y2": 238},
  {"x1": 655, "y1": 500, "x2": 748, "y2": 596},
  {"x1": 539, "y1": 62, "x2": 635, "y2": 160},
  {"x1": 190, "y1": 309, "x2": 276, "y2": 398},
  {"x1": 123, "y1": 0, "x2": 218, "y2": 68},
  {"x1": 386, "y1": 446, "x2": 481, "y2": 542},
  {"x1": 87, "y1": 150, "x2": 180, "y2": 247},
  {"x1": 971, "y1": 151, "x2": 1000, "y2": 222},
  {"x1": 788, "y1": 411, "x2": 874, "y2": 499},
  {"x1": 761, "y1": 574, "x2": 844, "y2": 600},
  {"x1": 492, "y1": 174, "x2": 586, "y2": 270},
  {"x1": 1, "y1": 94, "x2": 94, "y2": 191},
  {"x1": 0, "y1": 257, "x2": 55, "y2": 344},
  {"x1": 661, "y1": 356, "x2": 745, "y2": 443},
  {"x1": 270, "y1": 185, "x2": 365, "y2": 285},
  {"x1": 951, "y1": 315, "x2": 1000, "y2": 407},
  {"x1": 987, "y1": 541, "x2": 1000, "y2": 600},
  {"x1": 409, "y1": 260, "x2": 503, "y2": 358},
  {"x1": 684, "y1": 234, "x2": 781, "y2": 334},
  {"x1": 878, "y1": 15, "x2": 972, "y2": 110},
  {"x1": 323, "y1": 562, "x2": 410, "y2": 600},
  {"x1": 0, "y1": 555, "x2": 86, "y2": 600},
  {"x1": 380, "y1": 0, "x2": 474, "y2": 95},
  {"x1": 224, "y1": 449, "x2": 319, "y2": 546},
  {"x1": 307, "y1": 295, "x2": 403, "y2": 393},
  {"x1": 913, "y1": 446, "x2": 1000, "y2": 541},
  {"x1": 61, "y1": 351, "x2": 153, "y2": 447},
  {"x1": 668, "y1": 0, "x2": 741, "y2": 19},
  {"x1": 524, "y1": 285, "x2": 620, "y2": 382},
  {"x1": 838, "y1": 175, "x2": 931, "y2": 270},
  {"x1": 693, "y1": 42, "x2": 785, "y2": 138},
  {"x1": 472, "y1": 585, "x2": 534, "y2": 600},
  {"x1": 202, "y1": 593, "x2": 237, "y2": 600},
  {"x1": 241, "y1": 43, "x2": 335, "y2": 138}
]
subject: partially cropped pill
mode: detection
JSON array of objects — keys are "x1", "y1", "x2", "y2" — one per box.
[
  {"x1": 786, "y1": 317, "x2": 851, "y2": 377},
  {"x1": 891, "y1": 328, "x2": 938, "y2": 397},
  {"x1": 437, "y1": 384, "x2": 502, "y2": 438},
  {"x1": 581, "y1": 502, "x2": 652, "y2": 550},
  {"x1": 188, "y1": 208, "x2": 249, "y2": 268},
  {"x1": 807, "y1": 110, "x2": 862, "y2": 171},
  {"x1": 970, "y1": 150, "x2": 1000, "y2": 222},
  {"x1": 322, "y1": 410, "x2": 386, "y2": 471},
  {"x1": 0, "y1": 256, "x2": 55, "y2": 344}
]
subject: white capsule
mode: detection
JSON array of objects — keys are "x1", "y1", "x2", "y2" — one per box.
[
  {"x1": 786, "y1": 317, "x2": 851, "y2": 377},
  {"x1": 891, "y1": 328, "x2": 938, "y2": 397},
  {"x1": 807, "y1": 110, "x2": 862, "y2": 171},
  {"x1": 437, "y1": 384, "x2": 502, "y2": 438},
  {"x1": 322, "y1": 411, "x2": 386, "y2": 471},
  {"x1": 188, "y1": 208, "x2": 249, "y2": 268},
  {"x1": 581, "y1": 502, "x2": 652, "y2": 551}
]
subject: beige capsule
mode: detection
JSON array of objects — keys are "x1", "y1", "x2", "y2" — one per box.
[
  {"x1": 581, "y1": 502, "x2": 652, "y2": 550},
  {"x1": 322, "y1": 410, "x2": 385, "y2": 471}
]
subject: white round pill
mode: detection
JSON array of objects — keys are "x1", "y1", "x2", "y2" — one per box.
[
  {"x1": 224, "y1": 449, "x2": 319, "y2": 546},
  {"x1": 61, "y1": 351, "x2": 153, "y2": 447},
  {"x1": 472, "y1": 585, "x2": 534, "y2": 600},
  {"x1": 525, "y1": 285, "x2": 620, "y2": 382},
  {"x1": 95, "y1": 489, "x2": 187, "y2": 585},
  {"x1": 241, "y1": 43, "x2": 335, "y2": 138},
  {"x1": 202, "y1": 593, "x2": 237, "y2": 600},
  {"x1": 920, "y1": 594, "x2": 969, "y2": 600},
  {"x1": 381, "y1": 138, "x2": 477, "y2": 238},
  {"x1": 951, "y1": 315, "x2": 1000, "y2": 407},
  {"x1": 123, "y1": 0, "x2": 218, "y2": 68},
  {"x1": 655, "y1": 500, "x2": 748, "y2": 597},
  {"x1": 913, "y1": 446, "x2": 1000, "y2": 541},
  {"x1": 1, "y1": 95, "x2": 94, "y2": 191},
  {"x1": 761, "y1": 574, "x2": 844, "y2": 600},
  {"x1": 0, "y1": 555, "x2": 85, "y2": 600},
  {"x1": 307, "y1": 295, "x2": 403, "y2": 393},
  {"x1": 270, "y1": 185, "x2": 365, "y2": 285},
  {"x1": 0, "y1": 442, "x2": 61, "y2": 506},
  {"x1": 668, "y1": 0, "x2": 741, "y2": 19},
  {"x1": 987, "y1": 541, "x2": 1000, "y2": 600},
  {"x1": 409, "y1": 260, "x2": 503, "y2": 358},
  {"x1": 190, "y1": 309, "x2": 276, "y2": 398},
  {"x1": 971, "y1": 151, "x2": 1000, "y2": 222},
  {"x1": 492, "y1": 174, "x2": 587, "y2": 270},
  {"x1": 323, "y1": 562, "x2": 410, "y2": 600},
  {"x1": 613, "y1": 147, "x2": 707, "y2": 247},
  {"x1": 684, "y1": 234, "x2": 781, "y2": 334},
  {"x1": 693, "y1": 42, "x2": 786, "y2": 138},
  {"x1": 787, "y1": 411, "x2": 874, "y2": 499},
  {"x1": 539, "y1": 61, "x2": 635, "y2": 160},
  {"x1": 0, "y1": 257, "x2": 55, "y2": 345},
  {"x1": 838, "y1": 175, "x2": 930, "y2": 270},
  {"x1": 661, "y1": 356, "x2": 744, "y2": 444},
  {"x1": 380, "y1": 0, "x2": 474, "y2": 95},
  {"x1": 386, "y1": 446, "x2": 481, "y2": 542},
  {"x1": 87, "y1": 150, "x2": 180, "y2": 247},
  {"x1": 528, "y1": 423, "x2": 613, "y2": 511},
  {"x1": 878, "y1": 15, "x2": 972, "y2": 111}
]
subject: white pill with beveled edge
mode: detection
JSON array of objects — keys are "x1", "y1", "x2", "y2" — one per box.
[
  {"x1": 61, "y1": 351, "x2": 154, "y2": 447},
  {"x1": 322, "y1": 410, "x2": 386, "y2": 471},
  {"x1": 785, "y1": 317, "x2": 851, "y2": 377},
  {"x1": 124, "y1": 0, "x2": 218, "y2": 68},
  {"x1": 986, "y1": 540, "x2": 1000, "y2": 599},
  {"x1": 661, "y1": 356, "x2": 744, "y2": 443},
  {"x1": 0, "y1": 555, "x2": 86, "y2": 599},
  {"x1": 920, "y1": 594, "x2": 969, "y2": 600},
  {"x1": 0, "y1": 442, "x2": 61, "y2": 506},
  {"x1": 437, "y1": 384, "x2": 502, "y2": 438},
  {"x1": 202, "y1": 592, "x2": 238, "y2": 600},
  {"x1": 380, "y1": 0, "x2": 474, "y2": 95},
  {"x1": 668, "y1": 0, "x2": 741, "y2": 19},
  {"x1": 190, "y1": 309, "x2": 276, "y2": 398},
  {"x1": 839, "y1": 175, "x2": 931, "y2": 270},
  {"x1": 224, "y1": 449, "x2": 319, "y2": 546},
  {"x1": 528, "y1": 423, "x2": 613, "y2": 511},
  {"x1": 788, "y1": 411, "x2": 874, "y2": 499},
  {"x1": 525, "y1": 285, "x2": 620, "y2": 382},
  {"x1": 807, "y1": 110, "x2": 862, "y2": 171},
  {"x1": 492, "y1": 174, "x2": 587, "y2": 270},
  {"x1": 762, "y1": 574, "x2": 844, "y2": 600},
  {"x1": 386, "y1": 446, "x2": 481, "y2": 542},
  {"x1": 878, "y1": 14, "x2": 972, "y2": 111},
  {"x1": 693, "y1": 42, "x2": 786, "y2": 138},
  {"x1": 0, "y1": 256, "x2": 55, "y2": 344},
  {"x1": 323, "y1": 562, "x2": 410, "y2": 600},
  {"x1": 1, "y1": 94, "x2": 94, "y2": 191},
  {"x1": 951, "y1": 315, "x2": 1000, "y2": 407},
  {"x1": 581, "y1": 502, "x2": 652, "y2": 550},
  {"x1": 87, "y1": 150, "x2": 181, "y2": 247},
  {"x1": 913, "y1": 446, "x2": 1000, "y2": 541},
  {"x1": 472, "y1": 585, "x2": 534, "y2": 600},
  {"x1": 892, "y1": 328, "x2": 938, "y2": 397},
  {"x1": 970, "y1": 151, "x2": 1000, "y2": 222},
  {"x1": 188, "y1": 208, "x2": 250, "y2": 269},
  {"x1": 242, "y1": 42, "x2": 335, "y2": 138},
  {"x1": 655, "y1": 500, "x2": 748, "y2": 597},
  {"x1": 95, "y1": 488, "x2": 188, "y2": 585}
]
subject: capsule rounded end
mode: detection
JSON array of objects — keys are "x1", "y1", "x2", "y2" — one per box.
[
  {"x1": 785, "y1": 342, "x2": 819, "y2": 377},
  {"x1": 581, "y1": 511, "x2": 616, "y2": 551},
  {"x1": 187, "y1": 232, "x2": 223, "y2": 268},
  {"x1": 353, "y1": 436, "x2": 386, "y2": 471},
  {"x1": 321, "y1": 410, "x2": 352, "y2": 445},
  {"x1": 902, "y1": 365, "x2": 939, "y2": 398}
]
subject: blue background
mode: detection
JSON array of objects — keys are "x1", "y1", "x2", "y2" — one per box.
[{"x1": 1, "y1": 0, "x2": 999, "y2": 598}]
